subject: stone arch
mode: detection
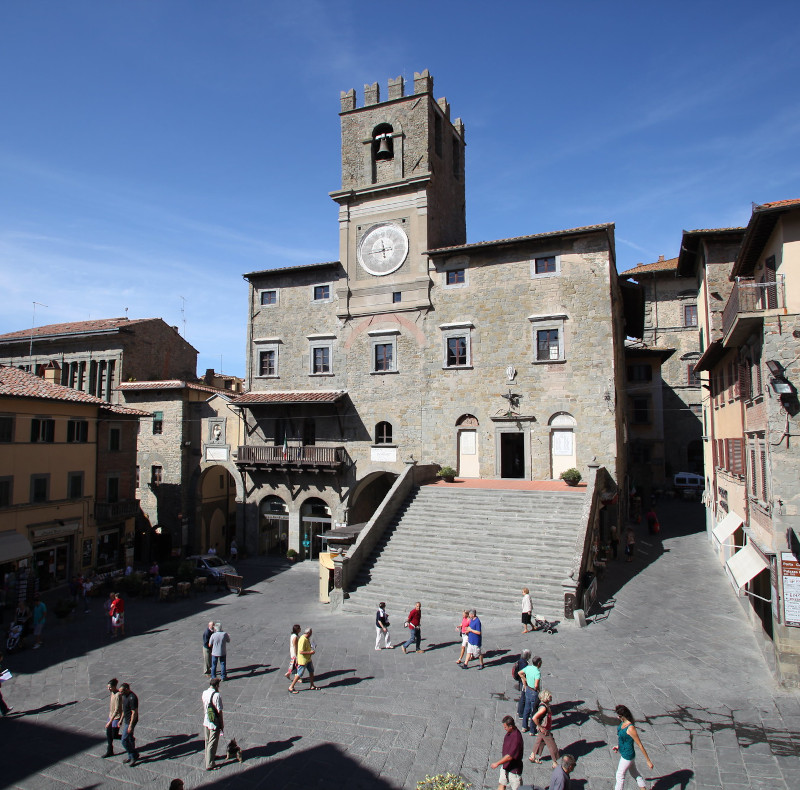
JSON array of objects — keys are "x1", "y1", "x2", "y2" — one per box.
[
  {"x1": 348, "y1": 471, "x2": 399, "y2": 525},
  {"x1": 259, "y1": 494, "x2": 289, "y2": 556},
  {"x1": 299, "y1": 497, "x2": 333, "y2": 560}
]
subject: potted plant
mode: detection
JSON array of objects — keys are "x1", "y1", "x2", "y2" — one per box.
[
  {"x1": 437, "y1": 466, "x2": 458, "y2": 483},
  {"x1": 560, "y1": 467, "x2": 582, "y2": 486},
  {"x1": 286, "y1": 548, "x2": 298, "y2": 563},
  {"x1": 417, "y1": 774, "x2": 471, "y2": 790}
]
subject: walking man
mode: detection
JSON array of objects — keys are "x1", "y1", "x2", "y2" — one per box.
[
  {"x1": 548, "y1": 754, "x2": 577, "y2": 790},
  {"x1": 119, "y1": 682, "x2": 140, "y2": 766},
  {"x1": 490, "y1": 714, "x2": 524, "y2": 790},
  {"x1": 288, "y1": 627, "x2": 318, "y2": 692},
  {"x1": 202, "y1": 677, "x2": 223, "y2": 771},
  {"x1": 401, "y1": 601, "x2": 423, "y2": 653},
  {"x1": 209, "y1": 622, "x2": 230, "y2": 681},
  {"x1": 520, "y1": 655, "x2": 542, "y2": 732},
  {"x1": 103, "y1": 678, "x2": 122, "y2": 757},
  {"x1": 375, "y1": 602, "x2": 392, "y2": 650},
  {"x1": 513, "y1": 649, "x2": 531, "y2": 719},
  {"x1": 202, "y1": 621, "x2": 215, "y2": 675},
  {"x1": 462, "y1": 609, "x2": 484, "y2": 669}
]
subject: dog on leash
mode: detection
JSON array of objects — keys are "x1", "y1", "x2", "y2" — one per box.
[{"x1": 226, "y1": 738, "x2": 243, "y2": 762}]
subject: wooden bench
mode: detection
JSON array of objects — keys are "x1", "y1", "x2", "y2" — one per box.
[
  {"x1": 177, "y1": 582, "x2": 191, "y2": 598},
  {"x1": 193, "y1": 576, "x2": 207, "y2": 593},
  {"x1": 159, "y1": 585, "x2": 174, "y2": 601}
]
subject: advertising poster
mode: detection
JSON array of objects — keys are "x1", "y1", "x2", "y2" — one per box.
[{"x1": 781, "y1": 552, "x2": 800, "y2": 627}]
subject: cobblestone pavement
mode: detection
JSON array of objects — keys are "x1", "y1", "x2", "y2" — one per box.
[{"x1": 1, "y1": 500, "x2": 799, "y2": 789}]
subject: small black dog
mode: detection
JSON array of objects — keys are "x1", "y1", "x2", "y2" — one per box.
[{"x1": 226, "y1": 738, "x2": 243, "y2": 762}]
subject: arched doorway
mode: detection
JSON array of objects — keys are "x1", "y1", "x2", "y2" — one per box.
[
  {"x1": 549, "y1": 413, "x2": 577, "y2": 479},
  {"x1": 259, "y1": 496, "x2": 288, "y2": 556},
  {"x1": 198, "y1": 465, "x2": 237, "y2": 555},
  {"x1": 456, "y1": 414, "x2": 480, "y2": 478},
  {"x1": 300, "y1": 498, "x2": 331, "y2": 560}
]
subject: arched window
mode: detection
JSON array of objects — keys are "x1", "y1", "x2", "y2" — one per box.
[
  {"x1": 372, "y1": 123, "x2": 394, "y2": 161},
  {"x1": 375, "y1": 421, "x2": 393, "y2": 444}
]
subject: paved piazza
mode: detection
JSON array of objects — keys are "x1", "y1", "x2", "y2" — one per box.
[{"x1": 3, "y1": 500, "x2": 799, "y2": 789}]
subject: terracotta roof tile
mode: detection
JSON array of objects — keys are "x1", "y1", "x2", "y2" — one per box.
[
  {"x1": 116, "y1": 380, "x2": 223, "y2": 395},
  {"x1": 757, "y1": 198, "x2": 800, "y2": 210},
  {"x1": 233, "y1": 391, "x2": 346, "y2": 405},
  {"x1": 243, "y1": 261, "x2": 340, "y2": 279},
  {"x1": 0, "y1": 317, "x2": 154, "y2": 343},
  {"x1": 0, "y1": 364, "x2": 145, "y2": 416},
  {"x1": 620, "y1": 257, "x2": 678, "y2": 277},
  {"x1": 426, "y1": 223, "x2": 614, "y2": 255}
]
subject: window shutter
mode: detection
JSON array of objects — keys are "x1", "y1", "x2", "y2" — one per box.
[{"x1": 759, "y1": 445, "x2": 768, "y2": 501}]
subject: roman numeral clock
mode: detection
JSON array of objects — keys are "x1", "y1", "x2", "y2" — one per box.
[{"x1": 357, "y1": 222, "x2": 409, "y2": 276}]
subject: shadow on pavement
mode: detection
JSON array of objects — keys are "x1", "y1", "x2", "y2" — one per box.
[
  {"x1": 243, "y1": 735, "x2": 301, "y2": 760},
  {"x1": 198, "y1": 741, "x2": 400, "y2": 789},
  {"x1": 324, "y1": 674, "x2": 375, "y2": 689},
  {"x1": 652, "y1": 769, "x2": 694, "y2": 789},
  {"x1": 559, "y1": 738, "x2": 607, "y2": 758},
  {"x1": 137, "y1": 732, "x2": 203, "y2": 763},
  {"x1": 591, "y1": 499, "x2": 705, "y2": 620}
]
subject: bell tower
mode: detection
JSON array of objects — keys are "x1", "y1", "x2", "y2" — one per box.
[{"x1": 330, "y1": 70, "x2": 466, "y2": 318}]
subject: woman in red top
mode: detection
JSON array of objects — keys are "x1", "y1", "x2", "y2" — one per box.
[
  {"x1": 401, "y1": 602, "x2": 422, "y2": 653},
  {"x1": 109, "y1": 593, "x2": 125, "y2": 638},
  {"x1": 456, "y1": 610, "x2": 471, "y2": 664}
]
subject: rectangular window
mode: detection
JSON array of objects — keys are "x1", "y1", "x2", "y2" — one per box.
[
  {"x1": 684, "y1": 304, "x2": 698, "y2": 327},
  {"x1": 153, "y1": 411, "x2": 163, "y2": 435},
  {"x1": 67, "y1": 419, "x2": 89, "y2": 443},
  {"x1": 68, "y1": 472, "x2": 84, "y2": 499},
  {"x1": 30, "y1": 418, "x2": 55, "y2": 443},
  {"x1": 537, "y1": 329, "x2": 560, "y2": 361},
  {"x1": 446, "y1": 336, "x2": 468, "y2": 367},
  {"x1": 0, "y1": 415, "x2": 13, "y2": 442},
  {"x1": 632, "y1": 397, "x2": 650, "y2": 424},
  {"x1": 109, "y1": 426, "x2": 121, "y2": 451},
  {"x1": 627, "y1": 365, "x2": 652, "y2": 382},
  {"x1": 312, "y1": 346, "x2": 331, "y2": 374},
  {"x1": 687, "y1": 365, "x2": 701, "y2": 388},
  {"x1": 759, "y1": 442, "x2": 768, "y2": 502},
  {"x1": 392, "y1": 291, "x2": 402, "y2": 303},
  {"x1": 0, "y1": 477, "x2": 12, "y2": 508},
  {"x1": 30, "y1": 475, "x2": 49, "y2": 503},
  {"x1": 259, "y1": 349, "x2": 277, "y2": 376},
  {"x1": 748, "y1": 445, "x2": 757, "y2": 497},
  {"x1": 260, "y1": 289, "x2": 278, "y2": 306},
  {"x1": 313, "y1": 284, "x2": 330, "y2": 301},
  {"x1": 535, "y1": 256, "x2": 557, "y2": 275},
  {"x1": 374, "y1": 343, "x2": 394, "y2": 372},
  {"x1": 151, "y1": 465, "x2": 163, "y2": 486},
  {"x1": 135, "y1": 465, "x2": 140, "y2": 489},
  {"x1": 446, "y1": 269, "x2": 465, "y2": 285}
]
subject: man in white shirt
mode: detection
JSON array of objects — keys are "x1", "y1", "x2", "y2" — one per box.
[{"x1": 202, "y1": 678, "x2": 223, "y2": 771}]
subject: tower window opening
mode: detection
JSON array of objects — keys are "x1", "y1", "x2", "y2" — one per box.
[{"x1": 373, "y1": 123, "x2": 394, "y2": 161}]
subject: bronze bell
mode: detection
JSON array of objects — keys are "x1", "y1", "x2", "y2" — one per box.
[{"x1": 375, "y1": 134, "x2": 392, "y2": 160}]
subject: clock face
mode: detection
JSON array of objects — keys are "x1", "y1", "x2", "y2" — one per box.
[{"x1": 357, "y1": 222, "x2": 409, "y2": 276}]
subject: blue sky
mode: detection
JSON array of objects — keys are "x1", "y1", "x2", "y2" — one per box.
[{"x1": 1, "y1": 1, "x2": 798, "y2": 378}]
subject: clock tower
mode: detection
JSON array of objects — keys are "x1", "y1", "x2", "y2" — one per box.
[{"x1": 330, "y1": 70, "x2": 466, "y2": 318}]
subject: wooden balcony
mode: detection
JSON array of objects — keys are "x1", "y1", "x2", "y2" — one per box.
[
  {"x1": 95, "y1": 499, "x2": 138, "y2": 524},
  {"x1": 722, "y1": 276, "x2": 786, "y2": 346},
  {"x1": 236, "y1": 444, "x2": 347, "y2": 472}
]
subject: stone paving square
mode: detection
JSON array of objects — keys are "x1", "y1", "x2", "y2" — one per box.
[{"x1": 0, "y1": 499, "x2": 798, "y2": 789}]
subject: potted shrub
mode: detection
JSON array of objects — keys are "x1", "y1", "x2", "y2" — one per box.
[
  {"x1": 437, "y1": 466, "x2": 457, "y2": 483},
  {"x1": 560, "y1": 467, "x2": 582, "y2": 486},
  {"x1": 417, "y1": 774, "x2": 471, "y2": 790},
  {"x1": 286, "y1": 548, "x2": 299, "y2": 563}
]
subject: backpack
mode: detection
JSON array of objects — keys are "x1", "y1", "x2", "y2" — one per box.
[{"x1": 207, "y1": 691, "x2": 220, "y2": 724}]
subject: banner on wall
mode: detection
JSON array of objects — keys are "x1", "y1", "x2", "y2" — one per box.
[{"x1": 782, "y1": 552, "x2": 800, "y2": 627}]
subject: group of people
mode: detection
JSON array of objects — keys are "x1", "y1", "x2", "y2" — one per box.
[
  {"x1": 285, "y1": 624, "x2": 318, "y2": 693},
  {"x1": 103, "y1": 678, "x2": 140, "y2": 767},
  {"x1": 201, "y1": 621, "x2": 231, "y2": 680},
  {"x1": 9, "y1": 594, "x2": 46, "y2": 650},
  {"x1": 456, "y1": 608, "x2": 484, "y2": 668}
]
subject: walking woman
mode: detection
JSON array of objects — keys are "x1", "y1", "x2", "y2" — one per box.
[
  {"x1": 521, "y1": 588, "x2": 533, "y2": 633},
  {"x1": 612, "y1": 704, "x2": 653, "y2": 789},
  {"x1": 109, "y1": 593, "x2": 125, "y2": 638},
  {"x1": 528, "y1": 689, "x2": 559, "y2": 767},
  {"x1": 456, "y1": 610, "x2": 470, "y2": 664},
  {"x1": 284, "y1": 624, "x2": 301, "y2": 678}
]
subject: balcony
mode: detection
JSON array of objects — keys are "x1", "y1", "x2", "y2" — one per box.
[
  {"x1": 722, "y1": 276, "x2": 786, "y2": 347},
  {"x1": 95, "y1": 499, "x2": 138, "y2": 524},
  {"x1": 236, "y1": 444, "x2": 348, "y2": 473}
]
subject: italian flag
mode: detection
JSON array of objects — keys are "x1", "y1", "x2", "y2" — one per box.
[{"x1": 282, "y1": 435, "x2": 288, "y2": 459}]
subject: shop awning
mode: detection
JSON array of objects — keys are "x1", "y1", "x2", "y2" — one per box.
[
  {"x1": 726, "y1": 543, "x2": 769, "y2": 592},
  {"x1": 0, "y1": 530, "x2": 33, "y2": 564},
  {"x1": 712, "y1": 511, "x2": 744, "y2": 545}
]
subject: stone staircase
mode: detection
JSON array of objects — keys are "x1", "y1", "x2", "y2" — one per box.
[{"x1": 343, "y1": 485, "x2": 586, "y2": 621}]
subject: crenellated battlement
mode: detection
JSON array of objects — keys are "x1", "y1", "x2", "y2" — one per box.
[{"x1": 340, "y1": 69, "x2": 456, "y2": 121}]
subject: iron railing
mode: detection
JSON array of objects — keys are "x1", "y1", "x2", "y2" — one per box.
[
  {"x1": 95, "y1": 500, "x2": 138, "y2": 523},
  {"x1": 722, "y1": 276, "x2": 785, "y2": 338}
]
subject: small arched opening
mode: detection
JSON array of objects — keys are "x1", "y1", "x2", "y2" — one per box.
[
  {"x1": 549, "y1": 412, "x2": 577, "y2": 479},
  {"x1": 456, "y1": 414, "x2": 480, "y2": 478},
  {"x1": 259, "y1": 495, "x2": 289, "y2": 556}
]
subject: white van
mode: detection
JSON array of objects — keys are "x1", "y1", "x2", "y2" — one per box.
[{"x1": 673, "y1": 472, "x2": 704, "y2": 499}]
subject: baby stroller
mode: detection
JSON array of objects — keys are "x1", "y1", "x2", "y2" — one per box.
[
  {"x1": 6, "y1": 621, "x2": 24, "y2": 652},
  {"x1": 533, "y1": 615, "x2": 557, "y2": 635}
]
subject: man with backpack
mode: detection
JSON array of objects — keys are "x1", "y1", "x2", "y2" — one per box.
[
  {"x1": 202, "y1": 677, "x2": 224, "y2": 770},
  {"x1": 119, "y1": 682, "x2": 140, "y2": 766}
]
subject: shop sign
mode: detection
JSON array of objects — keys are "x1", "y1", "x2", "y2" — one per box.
[
  {"x1": 206, "y1": 447, "x2": 229, "y2": 461},
  {"x1": 30, "y1": 521, "x2": 79, "y2": 541},
  {"x1": 782, "y1": 552, "x2": 800, "y2": 627}
]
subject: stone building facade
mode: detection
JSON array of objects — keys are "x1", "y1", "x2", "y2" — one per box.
[
  {"x1": 0, "y1": 317, "x2": 198, "y2": 403},
  {"x1": 620, "y1": 256, "x2": 708, "y2": 477},
  {"x1": 237, "y1": 71, "x2": 636, "y2": 559},
  {"x1": 680, "y1": 206, "x2": 800, "y2": 686}
]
